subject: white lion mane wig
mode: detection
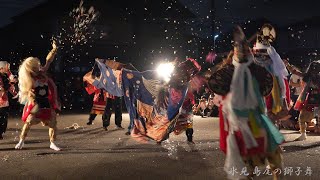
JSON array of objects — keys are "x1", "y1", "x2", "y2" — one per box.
[{"x1": 18, "y1": 57, "x2": 41, "y2": 103}]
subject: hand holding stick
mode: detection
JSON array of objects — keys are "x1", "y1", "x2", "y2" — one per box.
[{"x1": 283, "y1": 59, "x2": 303, "y2": 77}]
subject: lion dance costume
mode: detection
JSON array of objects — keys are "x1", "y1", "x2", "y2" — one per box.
[
  {"x1": 253, "y1": 24, "x2": 290, "y2": 124},
  {"x1": 208, "y1": 26, "x2": 284, "y2": 179},
  {"x1": 15, "y1": 42, "x2": 61, "y2": 151}
]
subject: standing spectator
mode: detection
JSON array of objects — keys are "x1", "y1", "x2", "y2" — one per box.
[{"x1": 202, "y1": 87, "x2": 210, "y2": 100}]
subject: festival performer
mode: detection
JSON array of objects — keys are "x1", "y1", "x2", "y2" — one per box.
[
  {"x1": 85, "y1": 87, "x2": 122, "y2": 131},
  {"x1": 174, "y1": 89, "x2": 196, "y2": 144},
  {"x1": 103, "y1": 96, "x2": 124, "y2": 131},
  {"x1": 86, "y1": 89, "x2": 109, "y2": 125},
  {"x1": 252, "y1": 24, "x2": 290, "y2": 127},
  {"x1": 168, "y1": 58, "x2": 201, "y2": 142},
  {"x1": 208, "y1": 26, "x2": 284, "y2": 179},
  {"x1": 285, "y1": 60, "x2": 303, "y2": 104},
  {"x1": 283, "y1": 59, "x2": 303, "y2": 77},
  {"x1": 284, "y1": 59, "x2": 303, "y2": 107},
  {"x1": 286, "y1": 61, "x2": 303, "y2": 129},
  {"x1": 294, "y1": 61, "x2": 320, "y2": 140},
  {"x1": 83, "y1": 74, "x2": 110, "y2": 127},
  {"x1": 121, "y1": 57, "x2": 200, "y2": 143},
  {"x1": 15, "y1": 41, "x2": 61, "y2": 151},
  {"x1": 159, "y1": 59, "x2": 201, "y2": 144},
  {"x1": 0, "y1": 61, "x2": 18, "y2": 139}
]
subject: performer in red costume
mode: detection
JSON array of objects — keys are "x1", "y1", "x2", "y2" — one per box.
[
  {"x1": 0, "y1": 61, "x2": 18, "y2": 139},
  {"x1": 15, "y1": 41, "x2": 61, "y2": 151},
  {"x1": 83, "y1": 75, "x2": 111, "y2": 127},
  {"x1": 294, "y1": 61, "x2": 320, "y2": 140}
]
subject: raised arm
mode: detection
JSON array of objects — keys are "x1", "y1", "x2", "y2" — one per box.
[
  {"x1": 42, "y1": 40, "x2": 58, "y2": 72},
  {"x1": 283, "y1": 59, "x2": 303, "y2": 77}
]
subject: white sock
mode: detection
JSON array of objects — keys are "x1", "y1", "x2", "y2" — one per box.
[
  {"x1": 50, "y1": 142, "x2": 61, "y2": 151},
  {"x1": 296, "y1": 132, "x2": 307, "y2": 141},
  {"x1": 15, "y1": 139, "x2": 25, "y2": 150}
]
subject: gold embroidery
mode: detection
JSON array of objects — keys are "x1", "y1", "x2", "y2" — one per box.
[{"x1": 127, "y1": 73, "x2": 134, "y2": 79}]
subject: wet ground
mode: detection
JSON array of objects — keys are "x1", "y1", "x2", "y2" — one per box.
[{"x1": 0, "y1": 114, "x2": 319, "y2": 179}]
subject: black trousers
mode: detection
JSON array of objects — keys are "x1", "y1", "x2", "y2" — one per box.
[
  {"x1": 0, "y1": 107, "x2": 9, "y2": 134},
  {"x1": 102, "y1": 97, "x2": 122, "y2": 128},
  {"x1": 88, "y1": 113, "x2": 98, "y2": 121},
  {"x1": 186, "y1": 128, "x2": 193, "y2": 142}
]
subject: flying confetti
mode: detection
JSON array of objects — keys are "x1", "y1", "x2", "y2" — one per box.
[
  {"x1": 205, "y1": 51, "x2": 217, "y2": 64},
  {"x1": 55, "y1": 0, "x2": 102, "y2": 46}
]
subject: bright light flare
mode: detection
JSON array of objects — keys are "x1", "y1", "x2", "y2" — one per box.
[{"x1": 156, "y1": 62, "x2": 174, "y2": 82}]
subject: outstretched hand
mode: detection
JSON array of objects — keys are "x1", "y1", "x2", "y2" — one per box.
[
  {"x1": 283, "y1": 59, "x2": 289, "y2": 66},
  {"x1": 45, "y1": 40, "x2": 58, "y2": 64},
  {"x1": 52, "y1": 40, "x2": 57, "y2": 50}
]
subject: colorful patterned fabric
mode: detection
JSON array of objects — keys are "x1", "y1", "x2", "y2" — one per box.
[
  {"x1": 92, "y1": 59, "x2": 123, "y2": 97},
  {"x1": 91, "y1": 59, "x2": 198, "y2": 142},
  {"x1": 167, "y1": 87, "x2": 188, "y2": 120},
  {"x1": 209, "y1": 58, "x2": 283, "y2": 178},
  {"x1": 121, "y1": 69, "x2": 188, "y2": 142},
  {"x1": 174, "y1": 90, "x2": 195, "y2": 135},
  {"x1": 83, "y1": 71, "x2": 116, "y2": 114},
  {"x1": 91, "y1": 101, "x2": 106, "y2": 114}
]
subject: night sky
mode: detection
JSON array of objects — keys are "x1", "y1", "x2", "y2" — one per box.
[
  {"x1": 215, "y1": 0, "x2": 320, "y2": 25},
  {"x1": 0, "y1": 0, "x2": 46, "y2": 27},
  {"x1": 1, "y1": 0, "x2": 320, "y2": 28},
  {"x1": 179, "y1": 0, "x2": 320, "y2": 34},
  {"x1": 0, "y1": 0, "x2": 319, "y2": 111}
]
